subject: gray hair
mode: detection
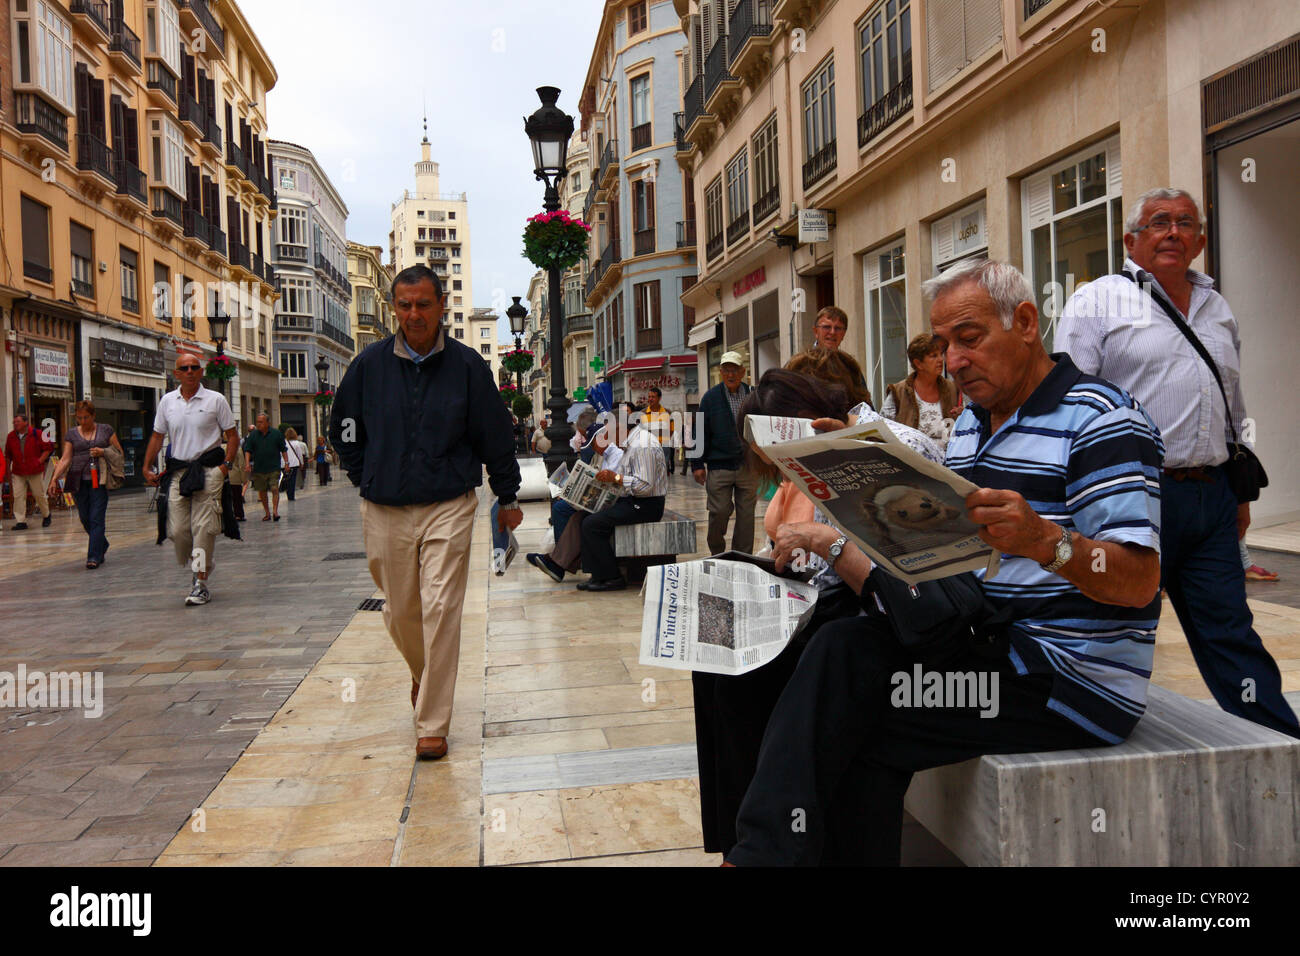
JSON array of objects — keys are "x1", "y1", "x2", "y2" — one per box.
[
  {"x1": 1124, "y1": 187, "x2": 1205, "y2": 234},
  {"x1": 920, "y1": 258, "x2": 1033, "y2": 331}
]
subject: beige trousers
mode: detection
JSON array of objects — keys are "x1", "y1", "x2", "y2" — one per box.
[
  {"x1": 705, "y1": 467, "x2": 759, "y2": 555},
  {"x1": 168, "y1": 464, "x2": 224, "y2": 574},
  {"x1": 362, "y1": 490, "x2": 478, "y2": 738},
  {"x1": 11, "y1": 472, "x2": 50, "y2": 521}
]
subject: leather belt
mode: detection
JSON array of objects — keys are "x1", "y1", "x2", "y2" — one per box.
[{"x1": 1163, "y1": 466, "x2": 1215, "y2": 483}]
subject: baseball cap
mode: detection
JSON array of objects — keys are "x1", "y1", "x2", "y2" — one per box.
[{"x1": 720, "y1": 351, "x2": 745, "y2": 367}]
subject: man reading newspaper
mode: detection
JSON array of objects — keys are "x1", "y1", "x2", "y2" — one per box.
[{"x1": 725, "y1": 259, "x2": 1164, "y2": 866}]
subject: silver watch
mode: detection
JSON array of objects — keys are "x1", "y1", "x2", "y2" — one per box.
[
  {"x1": 827, "y1": 535, "x2": 848, "y2": 569},
  {"x1": 1040, "y1": 526, "x2": 1073, "y2": 574},
  {"x1": 499, "y1": 500, "x2": 522, "y2": 512}
]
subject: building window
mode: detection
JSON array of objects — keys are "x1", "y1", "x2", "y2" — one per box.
[
  {"x1": 926, "y1": 0, "x2": 1002, "y2": 92},
  {"x1": 857, "y1": 0, "x2": 913, "y2": 146},
  {"x1": 454, "y1": 312, "x2": 464, "y2": 322},
  {"x1": 70, "y1": 222, "x2": 94, "y2": 297},
  {"x1": 705, "y1": 175, "x2": 724, "y2": 261},
  {"x1": 480, "y1": 344, "x2": 492, "y2": 356},
  {"x1": 630, "y1": 73, "x2": 651, "y2": 149},
  {"x1": 14, "y1": 1, "x2": 76, "y2": 113},
  {"x1": 802, "y1": 57, "x2": 837, "y2": 187},
  {"x1": 634, "y1": 281, "x2": 661, "y2": 351},
  {"x1": 150, "y1": 114, "x2": 186, "y2": 196},
  {"x1": 153, "y1": 261, "x2": 171, "y2": 320},
  {"x1": 278, "y1": 207, "x2": 307, "y2": 246},
  {"x1": 452, "y1": 263, "x2": 462, "y2": 274},
  {"x1": 452, "y1": 280, "x2": 463, "y2": 291},
  {"x1": 571, "y1": 171, "x2": 582, "y2": 192},
  {"x1": 863, "y1": 241, "x2": 906, "y2": 407},
  {"x1": 1023, "y1": 137, "x2": 1122, "y2": 351},
  {"x1": 20, "y1": 196, "x2": 52, "y2": 284},
  {"x1": 628, "y1": 0, "x2": 648, "y2": 36},
  {"x1": 632, "y1": 178, "x2": 656, "y2": 255},
  {"x1": 180, "y1": 274, "x2": 196, "y2": 331},
  {"x1": 120, "y1": 247, "x2": 140, "y2": 314},
  {"x1": 752, "y1": 114, "x2": 779, "y2": 224},
  {"x1": 279, "y1": 351, "x2": 307, "y2": 379},
  {"x1": 480, "y1": 327, "x2": 491, "y2": 339},
  {"x1": 146, "y1": 0, "x2": 183, "y2": 76},
  {"x1": 455, "y1": 328, "x2": 464, "y2": 339},
  {"x1": 278, "y1": 277, "x2": 312, "y2": 315},
  {"x1": 931, "y1": 199, "x2": 988, "y2": 272},
  {"x1": 725, "y1": 147, "x2": 750, "y2": 244}
]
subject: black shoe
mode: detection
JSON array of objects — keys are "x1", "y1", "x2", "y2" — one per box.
[
  {"x1": 12, "y1": 523, "x2": 27, "y2": 530},
  {"x1": 526, "y1": 552, "x2": 564, "y2": 583},
  {"x1": 42, "y1": 516, "x2": 51, "y2": 527},
  {"x1": 581, "y1": 577, "x2": 628, "y2": 592}
]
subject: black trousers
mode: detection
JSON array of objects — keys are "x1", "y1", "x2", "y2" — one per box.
[
  {"x1": 728, "y1": 617, "x2": 1106, "y2": 866},
  {"x1": 580, "y1": 495, "x2": 665, "y2": 581}
]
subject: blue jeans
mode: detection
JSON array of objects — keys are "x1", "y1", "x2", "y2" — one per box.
[
  {"x1": 1160, "y1": 466, "x2": 1299, "y2": 737},
  {"x1": 283, "y1": 467, "x2": 297, "y2": 500},
  {"x1": 74, "y1": 485, "x2": 109, "y2": 564}
]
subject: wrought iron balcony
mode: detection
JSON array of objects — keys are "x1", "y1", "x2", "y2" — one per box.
[
  {"x1": 704, "y1": 36, "x2": 733, "y2": 104},
  {"x1": 630, "y1": 122, "x2": 652, "y2": 152},
  {"x1": 208, "y1": 224, "x2": 226, "y2": 257},
  {"x1": 203, "y1": 114, "x2": 222, "y2": 151},
  {"x1": 71, "y1": 276, "x2": 94, "y2": 298},
  {"x1": 634, "y1": 228, "x2": 655, "y2": 257},
  {"x1": 674, "y1": 112, "x2": 690, "y2": 153},
  {"x1": 229, "y1": 238, "x2": 251, "y2": 270},
  {"x1": 598, "y1": 138, "x2": 620, "y2": 188},
  {"x1": 150, "y1": 187, "x2": 183, "y2": 226},
  {"x1": 676, "y1": 220, "x2": 696, "y2": 249},
  {"x1": 683, "y1": 74, "x2": 707, "y2": 135},
  {"x1": 14, "y1": 93, "x2": 68, "y2": 151},
  {"x1": 121, "y1": 294, "x2": 140, "y2": 314},
  {"x1": 275, "y1": 315, "x2": 314, "y2": 332},
  {"x1": 857, "y1": 75, "x2": 913, "y2": 149},
  {"x1": 179, "y1": 0, "x2": 226, "y2": 57},
  {"x1": 252, "y1": 251, "x2": 265, "y2": 281},
  {"x1": 178, "y1": 92, "x2": 203, "y2": 132},
  {"x1": 69, "y1": 0, "x2": 111, "y2": 39},
  {"x1": 277, "y1": 243, "x2": 309, "y2": 263},
  {"x1": 802, "y1": 139, "x2": 837, "y2": 190},
  {"x1": 146, "y1": 61, "x2": 177, "y2": 103},
  {"x1": 706, "y1": 231, "x2": 725, "y2": 262},
  {"x1": 108, "y1": 17, "x2": 141, "y2": 70},
  {"x1": 183, "y1": 206, "x2": 209, "y2": 241},
  {"x1": 728, "y1": 0, "x2": 774, "y2": 68},
  {"x1": 726, "y1": 210, "x2": 751, "y2": 247},
  {"x1": 225, "y1": 140, "x2": 247, "y2": 177},
  {"x1": 585, "y1": 267, "x2": 598, "y2": 299},
  {"x1": 76, "y1": 132, "x2": 115, "y2": 182},
  {"x1": 752, "y1": 185, "x2": 779, "y2": 225},
  {"x1": 600, "y1": 237, "x2": 622, "y2": 269}
]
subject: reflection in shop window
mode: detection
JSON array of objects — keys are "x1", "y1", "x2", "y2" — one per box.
[{"x1": 864, "y1": 242, "x2": 907, "y2": 408}]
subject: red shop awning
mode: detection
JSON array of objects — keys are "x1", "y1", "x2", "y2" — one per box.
[
  {"x1": 668, "y1": 354, "x2": 697, "y2": 367},
  {"x1": 620, "y1": 356, "x2": 666, "y2": 372}
]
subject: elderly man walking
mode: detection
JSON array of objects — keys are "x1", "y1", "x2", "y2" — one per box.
[
  {"x1": 243, "y1": 414, "x2": 289, "y2": 522},
  {"x1": 688, "y1": 351, "x2": 757, "y2": 555},
  {"x1": 726, "y1": 260, "x2": 1165, "y2": 865},
  {"x1": 143, "y1": 351, "x2": 241, "y2": 606},
  {"x1": 1058, "y1": 187, "x2": 1299, "y2": 738},
  {"x1": 331, "y1": 264, "x2": 522, "y2": 761},
  {"x1": 5, "y1": 413, "x2": 53, "y2": 529}
]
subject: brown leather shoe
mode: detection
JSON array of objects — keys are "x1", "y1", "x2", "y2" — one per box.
[
  {"x1": 411, "y1": 680, "x2": 420, "y2": 709},
  {"x1": 416, "y1": 736, "x2": 447, "y2": 760}
]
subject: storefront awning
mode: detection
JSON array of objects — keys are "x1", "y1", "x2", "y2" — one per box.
[
  {"x1": 621, "y1": 356, "x2": 666, "y2": 372},
  {"x1": 687, "y1": 316, "x2": 719, "y2": 348},
  {"x1": 103, "y1": 367, "x2": 167, "y2": 390},
  {"x1": 668, "y1": 354, "x2": 698, "y2": 367},
  {"x1": 31, "y1": 386, "x2": 73, "y2": 401}
]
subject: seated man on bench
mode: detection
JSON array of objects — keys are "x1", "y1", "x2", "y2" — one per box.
[
  {"x1": 576, "y1": 402, "x2": 669, "y2": 593},
  {"x1": 725, "y1": 259, "x2": 1165, "y2": 866}
]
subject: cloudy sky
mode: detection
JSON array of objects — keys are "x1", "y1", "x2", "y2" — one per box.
[{"x1": 242, "y1": 0, "x2": 606, "y2": 341}]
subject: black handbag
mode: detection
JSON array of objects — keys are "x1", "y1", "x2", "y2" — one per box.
[
  {"x1": 1122, "y1": 270, "x2": 1268, "y2": 502},
  {"x1": 862, "y1": 567, "x2": 1011, "y2": 667}
]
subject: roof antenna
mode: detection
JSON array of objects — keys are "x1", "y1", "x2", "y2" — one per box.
[{"x1": 422, "y1": 97, "x2": 429, "y2": 144}]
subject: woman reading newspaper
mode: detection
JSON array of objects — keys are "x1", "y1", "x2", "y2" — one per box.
[{"x1": 693, "y1": 366, "x2": 945, "y2": 859}]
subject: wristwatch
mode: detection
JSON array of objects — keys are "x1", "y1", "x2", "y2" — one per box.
[
  {"x1": 498, "y1": 500, "x2": 522, "y2": 512},
  {"x1": 1040, "y1": 525, "x2": 1074, "y2": 574},
  {"x1": 827, "y1": 535, "x2": 848, "y2": 569}
]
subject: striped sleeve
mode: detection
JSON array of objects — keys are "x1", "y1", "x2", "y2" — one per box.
[{"x1": 1064, "y1": 392, "x2": 1165, "y2": 552}]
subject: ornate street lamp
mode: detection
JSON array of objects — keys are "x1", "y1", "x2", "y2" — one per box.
[
  {"x1": 524, "y1": 86, "x2": 576, "y2": 474},
  {"x1": 506, "y1": 296, "x2": 529, "y2": 454},
  {"x1": 206, "y1": 310, "x2": 232, "y2": 398},
  {"x1": 314, "y1": 355, "x2": 329, "y2": 448}
]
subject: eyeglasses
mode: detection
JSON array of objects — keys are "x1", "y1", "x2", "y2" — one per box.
[
  {"x1": 816, "y1": 324, "x2": 847, "y2": 333},
  {"x1": 1133, "y1": 216, "x2": 1202, "y2": 237},
  {"x1": 177, "y1": 365, "x2": 202, "y2": 372}
]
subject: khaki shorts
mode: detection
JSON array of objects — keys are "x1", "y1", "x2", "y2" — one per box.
[{"x1": 251, "y1": 471, "x2": 280, "y2": 493}]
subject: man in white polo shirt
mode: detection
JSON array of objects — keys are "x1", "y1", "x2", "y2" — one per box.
[{"x1": 143, "y1": 351, "x2": 240, "y2": 606}]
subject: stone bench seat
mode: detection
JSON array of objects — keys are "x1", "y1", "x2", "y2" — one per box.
[
  {"x1": 903, "y1": 685, "x2": 1300, "y2": 865},
  {"x1": 614, "y1": 509, "x2": 697, "y2": 581}
]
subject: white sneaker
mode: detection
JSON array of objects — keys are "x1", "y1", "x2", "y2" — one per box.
[{"x1": 185, "y1": 577, "x2": 211, "y2": 606}]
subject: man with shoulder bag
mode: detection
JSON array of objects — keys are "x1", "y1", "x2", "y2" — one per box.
[{"x1": 1058, "y1": 187, "x2": 1297, "y2": 738}]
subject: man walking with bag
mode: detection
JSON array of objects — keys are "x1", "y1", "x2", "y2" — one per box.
[
  {"x1": 1059, "y1": 187, "x2": 1299, "y2": 737},
  {"x1": 243, "y1": 413, "x2": 289, "y2": 522},
  {"x1": 5, "y1": 413, "x2": 53, "y2": 529}
]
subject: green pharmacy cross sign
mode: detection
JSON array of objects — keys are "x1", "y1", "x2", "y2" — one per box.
[{"x1": 589, "y1": 355, "x2": 606, "y2": 375}]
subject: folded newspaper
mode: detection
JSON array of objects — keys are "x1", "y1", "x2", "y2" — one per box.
[
  {"x1": 640, "y1": 554, "x2": 820, "y2": 676},
  {"x1": 745, "y1": 415, "x2": 1000, "y2": 585},
  {"x1": 558, "y1": 460, "x2": 621, "y2": 513}
]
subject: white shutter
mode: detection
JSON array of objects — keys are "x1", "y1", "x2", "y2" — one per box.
[
  {"x1": 932, "y1": 218, "x2": 955, "y2": 268},
  {"x1": 865, "y1": 250, "x2": 881, "y2": 288},
  {"x1": 1025, "y1": 173, "x2": 1052, "y2": 229},
  {"x1": 927, "y1": 0, "x2": 965, "y2": 91},
  {"x1": 1106, "y1": 136, "x2": 1122, "y2": 195},
  {"x1": 963, "y1": 0, "x2": 1004, "y2": 64}
]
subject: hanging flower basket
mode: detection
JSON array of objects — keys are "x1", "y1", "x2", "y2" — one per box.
[
  {"x1": 499, "y1": 383, "x2": 518, "y2": 403},
  {"x1": 204, "y1": 354, "x2": 238, "y2": 381},
  {"x1": 522, "y1": 210, "x2": 591, "y2": 272},
  {"x1": 314, "y1": 389, "x2": 335, "y2": 408},
  {"x1": 501, "y1": 349, "x2": 534, "y2": 374},
  {"x1": 511, "y1": 394, "x2": 533, "y2": 420}
]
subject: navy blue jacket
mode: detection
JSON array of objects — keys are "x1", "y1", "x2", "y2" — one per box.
[
  {"x1": 686, "y1": 381, "x2": 751, "y2": 471},
  {"x1": 329, "y1": 330, "x2": 521, "y2": 506}
]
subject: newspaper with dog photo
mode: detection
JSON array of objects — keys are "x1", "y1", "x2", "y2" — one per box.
[
  {"x1": 556, "y1": 460, "x2": 621, "y2": 513},
  {"x1": 745, "y1": 416, "x2": 1001, "y2": 585}
]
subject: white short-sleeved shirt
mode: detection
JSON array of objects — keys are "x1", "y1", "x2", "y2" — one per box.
[{"x1": 153, "y1": 384, "x2": 235, "y2": 460}]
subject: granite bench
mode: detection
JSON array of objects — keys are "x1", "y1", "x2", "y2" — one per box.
[
  {"x1": 614, "y1": 509, "x2": 697, "y2": 582},
  {"x1": 903, "y1": 685, "x2": 1300, "y2": 865}
]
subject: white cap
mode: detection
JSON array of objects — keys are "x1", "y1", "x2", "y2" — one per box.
[{"x1": 720, "y1": 351, "x2": 745, "y2": 368}]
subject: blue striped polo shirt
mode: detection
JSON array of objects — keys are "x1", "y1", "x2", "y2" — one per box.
[{"x1": 945, "y1": 354, "x2": 1165, "y2": 743}]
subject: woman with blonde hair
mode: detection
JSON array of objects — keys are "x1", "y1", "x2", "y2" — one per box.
[
  {"x1": 282, "y1": 426, "x2": 308, "y2": 501},
  {"x1": 880, "y1": 333, "x2": 963, "y2": 449},
  {"x1": 48, "y1": 400, "x2": 123, "y2": 569}
]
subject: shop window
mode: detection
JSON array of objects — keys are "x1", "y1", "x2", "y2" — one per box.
[{"x1": 863, "y1": 240, "x2": 907, "y2": 405}]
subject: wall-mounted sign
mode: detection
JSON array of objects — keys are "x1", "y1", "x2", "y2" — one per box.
[
  {"x1": 629, "y1": 374, "x2": 682, "y2": 391},
  {"x1": 798, "y1": 209, "x2": 830, "y2": 244},
  {"x1": 98, "y1": 339, "x2": 165, "y2": 374},
  {"x1": 733, "y1": 266, "x2": 767, "y2": 299},
  {"x1": 32, "y1": 347, "x2": 70, "y2": 386}
]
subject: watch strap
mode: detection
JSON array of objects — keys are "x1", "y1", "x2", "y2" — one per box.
[{"x1": 1040, "y1": 526, "x2": 1072, "y2": 574}]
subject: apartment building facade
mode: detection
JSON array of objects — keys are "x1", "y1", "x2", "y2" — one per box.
[
  {"x1": 268, "y1": 138, "x2": 352, "y2": 446},
  {"x1": 675, "y1": 0, "x2": 1300, "y2": 525},
  {"x1": 347, "y1": 241, "x2": 393, "y2": 352},
  {"x1": 1, "y1": 0, "x2": 279, "y2": 485},
  {"x1": 582, "y1": 0, "x2": 699, "y2": 412}
]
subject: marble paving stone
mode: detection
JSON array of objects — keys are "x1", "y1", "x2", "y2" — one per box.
[
  {"x1": 482, "y1": 743, "x2": 700, "y2": 794},
  {"x1": 481, "y1": 729, "x2": 610, "y2": 760},
  {"x1": 526, "y1": 846, "x2": 715, "y2": 867},
  {"x1": 558, "y1": 779, "x2": 703, "y2": 859},
  {"x1": 484, "y1": 679, "x2": 693, "y2": 723},
  {"x1": 484, "y1": 706, "x2": 696, "y2": 738},
  {"x1": 482, "y1": 790, "x2": 570, "y2": 866},
  {"x1": 485, "y1": 659, "x2": 631, "y2": 695}
]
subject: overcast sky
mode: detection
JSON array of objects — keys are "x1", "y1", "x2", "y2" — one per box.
[{"x1": 243, "y1": 0, "x2": 606, "y2": 341}]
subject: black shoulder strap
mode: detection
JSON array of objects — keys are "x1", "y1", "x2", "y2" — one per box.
[{"x1": 1120, "y1": 269, "x2": 1238, "y2": 442}]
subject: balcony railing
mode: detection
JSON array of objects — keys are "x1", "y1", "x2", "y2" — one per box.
[
  {"x1": 226, "y1": 140, "x2": 247, "y2": 176},
  {"x1": 630, "y1": 122, "x2": 652, "y2": 152},
  {"x1": 1025, "y1": 0, "x2": 1054, "y2": 17},
  {"x1": 683, "y1": 74, "x2": 706, "y2": 133},
  {"x1": 115, "y1": 155, "x2": 146, "y2": 203},
  {"x1": 76, "y1": 132, "x2": 115, "y2": 182},
  {"x1": 183, "y1": 206, "x2": 209, "y2": 241},
  {"x1": 109, "y1": 18, "x2": 141, "y2": 68},
  {"x1": 674, "y1": 112, "x2": 689, "y2": 153},
  {"x1": 203, "y1": 114, "x2": 222, "y2": 150},
  {"x1": 802, "y1": 138, "x2": 837, "y2": 190},
  {"x1": 676, "y1": 220, "x2": 696, "y2": 248},
  {"x1": 728, "y1": 0, "x2": 773, "y2": 67},
  {"x1": 277, "y1": 243, "x2": 309, "y2": 263},
  {"x1": 71, "y1": 276, "x2": 94, "y2": 298},
  {"x1": 252, "y1": 251, "x2": 265, "y2": 281},
  {"x1": 122, "y1": 295, "x2": 139, "y2": 314},
  {"x1": 275, "y1": 315, "x2": 314, "y2": 332},
  {"x1": 706, "y1": 231, "x2": 724, "y2": 262},
  {"x1": 146, "y1": 61, "x2": 177, "y2": 102},
  {"x1": 23, "y1": 261, "x2": 53, "y2": 284},
  {"x1": 726, "y1": 210, "x2": 751, "y2": 247},
  {"x1": 585, "y1": 267, "x2": 598, "y2": 299},
  {"x1": 180, "y1": 0, "x2": 226, "y2": 56},
  {"x1": 150, "y1": 187, "x2": 183, "y2": 226},
  {"x1": 857, "y1": 75, "x2": 913, "y2": 148},
  {"x1": 704, "y1": 36, "x2": 733, "y2": 103},
  {"x1": 634, "y1": 228, "x2": 655, "y2": 257},
  {"x1": 753, "y1": 185, "x2": 779, "y2": 225},
  {"x1": 70, "y1": 0, "x2": 111, "y2": 38},
  {"x1": 178, "y1": 92, "x2": 203, "y2": 130},
  {"x1": 208, "y1": 224, "x2": 226, "y2": 258},
  {"x1": 15, "y1": 93, "x2": 68, "y2": 151},
  {"x1": 598, "y1": 138, "x2": 619, "y2": 185},
  {"x1": 279, "y1": 378, "x2": 315, "y2": 394},
  {"x1": 230, "y1": 239, "x2": 250, "y2": 270},
  {"x1": 600, "y1": 237, "x2": 621, "y2": 270}
]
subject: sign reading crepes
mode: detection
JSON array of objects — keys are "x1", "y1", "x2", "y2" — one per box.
[
  {"x1": 32, "y1": 347, "x2": 70, "y2": 386},
  {"x1": 798, "y1": 209, "x2": 830, "y2": 244}
]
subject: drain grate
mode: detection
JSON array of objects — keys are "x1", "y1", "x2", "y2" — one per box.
[
  {"x1": 358, "y1": 598, "x2": 386, "y2": 611},
  {"x1": 323, "y1": 552, "x2": 368, "y2": 561}
]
